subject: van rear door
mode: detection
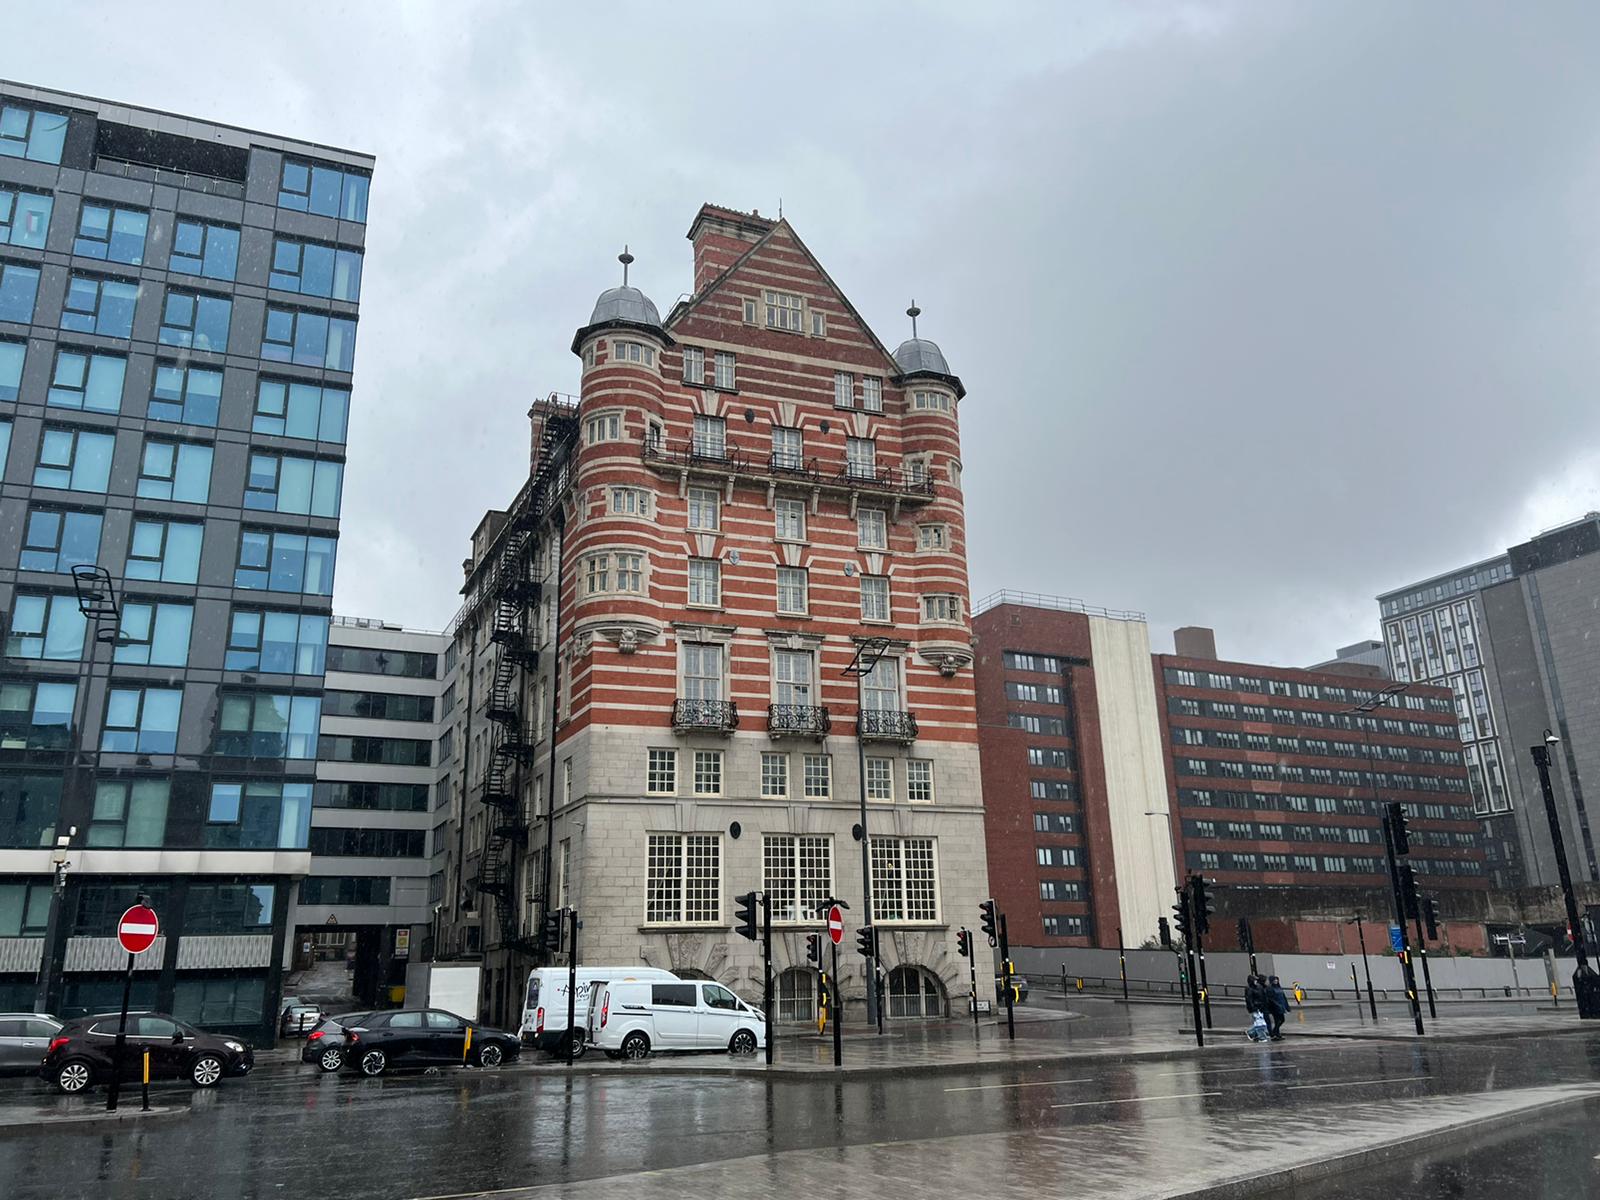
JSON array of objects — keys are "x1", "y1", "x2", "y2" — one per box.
[{"x1": 584, "y1": 979, "x2": 608, "y2": 1042}]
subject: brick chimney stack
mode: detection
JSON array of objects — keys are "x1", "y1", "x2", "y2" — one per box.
[{"x1": 687, "y1": 204, "x2": 775, "y2": 295}]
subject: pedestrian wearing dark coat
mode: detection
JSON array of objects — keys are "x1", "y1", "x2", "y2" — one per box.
[{"x1": 1267, "y1": 976, "x2": 1291, "y2": 1040}]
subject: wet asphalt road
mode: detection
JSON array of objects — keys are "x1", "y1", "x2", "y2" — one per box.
[
  {"x1": 1270, "y1": 1094, "x2": 1600, "y2": 1199},
  {"x1": 2, "y1": 1013, "x2": 1598, "y2": 1199}
]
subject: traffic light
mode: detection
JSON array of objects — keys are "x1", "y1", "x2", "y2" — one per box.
[
  {"x1": 805, "y1": 933, "x2": 823, "y2": 966},
  {"x1": 734, "y1": 891, "x2": 759, "y2": 942},
  {"x1": 1422, "y1": 896, "x2": 1440, "y2": 941},
  {"x1": 1158, "y1": 916, "x2": 1172, "y2": 948},
  {"x1": 1171, "y1": 887, "x2": 1190, "y2": 938},
  {"x1": 856, "y1": 926, "x2": 877, "y2": 959},
  {"x1": 1190, "y1": 874, "x2": 1214, "y2": 936},
  {"x1": 541, "y1": 908, "x2": 563, "y2": 954},
  {"x1": 1387, "y1": 801, "x2": 1411, "y2": 856},
  {"x1": 979, "y1": 899, "x2": 997, "y2": 945},
  {"x1": 956, "y1": 928, "x2": 971, "y2": 959},
  {"x1": 1399, "y1": 862, "x2": 1421, "y2": 920}
]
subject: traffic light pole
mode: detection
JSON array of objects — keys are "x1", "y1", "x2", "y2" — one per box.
[
  {"x1": 1353, "y1": 914, "x2": 1378, "y2": 1021},
  {"x1": 964, "y1": 929, "x2": 979, "y2": 1031},
  {"x1": 1410, "y1": 907, "x2": 1437, "y2": 1019},
  {"x1": 1530, "y1": 735, "x2": 1600, "y2": 1018},
  {"x1": 999, "y1": 913, "x2": 1016, "y2": 1041},
  {"x1": 1194, "y1": 923, "x2": 1213, "y2": 1030},
  {"x1": 1382, "y1": 814, "x2": 1425, "y2": 1036},
  {"x1": 1176, "y1": 893, "x2": 1203, "y2": 1049},
  {"x1": 762, "y1": 892, "x2": 773, "y2": 1065},
  {"x1": 565, "y1": 908, "x2": 579, "y2": 1066},
  {"x1": 829, "y1": 939, "x2": 842, "y2": 1067},
  {"x1": 1117, "y1": 927, "x2": 1128, "y2": 1002}
]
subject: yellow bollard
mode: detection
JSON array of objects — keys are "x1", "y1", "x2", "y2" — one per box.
[
  {"x1": 463, "y1": 1027, "x2": 473, "y2": 1063},
  {"x1": 141, "y1": 1049, "x2": 150, "y2": 1112},
  {"x1": 1076, "y1": 977, "x2": 1084, "y2": 992}
]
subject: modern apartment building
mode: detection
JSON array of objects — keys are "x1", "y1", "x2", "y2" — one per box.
[
  {"x1": 1379, "y1": 514, "x2": 1600, "y2": 890},
  {"x1": 286, "y1": 618, "x2": 446, "y2": 1008},
  {"x1": 972, "y1": 592, "x2": 1176, "y2": 952},
  {"x1": 0, "y1": 82, "x2": 371, "y2": 1044},
  {"x1": 439, "y1": 204, "x2": 988, "y2": 1029},
  {"x1": 1153, "y1": 650, "x2": 1488, "y2": 923},
  {"x1": 1378, "y1": 549, "x2": 1519, "y2": 884}
]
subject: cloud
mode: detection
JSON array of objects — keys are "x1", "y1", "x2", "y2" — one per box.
[{"x1": 15, "y1": 1, "x2": 1600, "y2": 665}]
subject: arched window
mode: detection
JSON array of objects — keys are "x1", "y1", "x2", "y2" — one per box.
[
  {"x1": 887, "y1": 965, "x2": 946, "y2": 1019},
  {"x1": 776, "y1": 968, "x2": 815, "y2": 1023},
  {"x1": 673, "y1": 967, "x2": 713, "y2": 981}
]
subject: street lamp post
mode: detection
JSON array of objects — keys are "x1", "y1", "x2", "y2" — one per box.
[
  {"x1": 1528, "y1": 730, "x2": 1600, "y2": 1017},
  {"x1": 843, "y1": 636, "x2": 891, "y2": 1034}
]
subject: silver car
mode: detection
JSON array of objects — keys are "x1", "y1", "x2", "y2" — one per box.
[{"x1": 0, "y1": 1013, "x2": 61, "y2": 1074}]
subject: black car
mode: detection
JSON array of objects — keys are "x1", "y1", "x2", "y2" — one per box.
[
  {"x1": 340, "y1": 1009, "x2": 519, "y2": 1076},
  {"x1": 40, "y1": 1012, "x2": 254, "y2": 1094},
  {"x1": 301, "y1": 1012, "x2": 371, "y2": 1072}
]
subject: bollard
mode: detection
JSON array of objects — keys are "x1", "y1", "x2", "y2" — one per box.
[
  {"x1": 1060, "y1": 965, "x2": 1069, "y2": 1010},
  {"x1": 464, "y1": 1026, "x2": 473, "y2": 1063},
  {"x1": 141, "y1": 1049, "x2": 150, "y2": 1112}
]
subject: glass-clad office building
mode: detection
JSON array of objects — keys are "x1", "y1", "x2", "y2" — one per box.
[{"x1": 0, "y1": 81, "x2": 373, "y2": 1044}]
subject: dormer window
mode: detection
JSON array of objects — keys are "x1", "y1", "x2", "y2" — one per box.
[
  {"x1": 611, "y1": 340, "x2": 655, "y2": 367},
  {"x1": 764, "y1": 290, "x2": 804, "y2": 332}
]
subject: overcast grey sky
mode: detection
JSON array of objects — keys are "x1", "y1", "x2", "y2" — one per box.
[{"x1": 14, "y1": 2, "x2": 1600, "y2": 664}]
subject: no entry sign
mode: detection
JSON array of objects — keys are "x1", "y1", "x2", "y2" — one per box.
[
  {"x1": 117, "y1": 904, "x2": 159, "y2": 955},
  {"x1": 828, "y1": 905, "x2": 844, "y2": 945}
]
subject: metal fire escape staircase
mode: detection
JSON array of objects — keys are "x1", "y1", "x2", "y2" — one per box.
[{"x1": 475, "y1": 401, "x2": 578, "y2": 955}]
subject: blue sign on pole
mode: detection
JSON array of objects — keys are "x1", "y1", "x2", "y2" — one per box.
[{"x1": 1389, "y1": 924, "x2": 1405, "y2": 954}]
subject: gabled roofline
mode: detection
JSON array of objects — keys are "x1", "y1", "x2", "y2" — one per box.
[{"x1": 667, "y1": 216, "x2": 903, "y2": 375}]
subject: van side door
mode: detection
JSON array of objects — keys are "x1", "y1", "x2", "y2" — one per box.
[
  {"x1": 649, "y1": 983, "x2": 698, "y2": 1047},
  {"x1": 699, "y1": 983, "x2": 743, "y2": 1049}
]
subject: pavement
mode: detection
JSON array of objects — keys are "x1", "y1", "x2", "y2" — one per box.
[{"x1": 2, "y1": 999, "x2": 1598, "y2": 1198}]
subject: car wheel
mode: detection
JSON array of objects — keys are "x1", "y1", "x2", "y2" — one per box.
[
  {"x1": 620, "y1": 1032, "x2": 650, "y2": 1060},
  {"x1": 318, "y1": 1048, "x2": 344, "y2": 1072},
  {"x1": 729, "y1": 1029, "x2": 758, "y2": 1056},
  {"x1": 191, "y1": 1055, "x2": 225, "y2": 1088},
  {"x1": 359, "y1": 1049, "x2": 387, "y2": 1077},
  {"x1": 56, "y1": 1060, "x2": 93, "y2": 1094},
  {"x1": 477, "y1": 1043, "x2": 504, "y2": 1068}
]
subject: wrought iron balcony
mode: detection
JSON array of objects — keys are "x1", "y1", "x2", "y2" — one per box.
[
  {"x1": 767, "y1": 704, "x2": 832, "y2": 739},
  {"x1": 643, "y1": 438, "x2": 935, "y2": 501},
  {"x1": 859, "y1": 708, "x2": 919, "y2": 742},
  {"x1": 672, "y1": 698, "x2": 739, "y2": 734}
]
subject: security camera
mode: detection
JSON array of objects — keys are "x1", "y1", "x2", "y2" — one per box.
[{"x1": 1545, "y1": 730, "x2": 1561, "y2": 747}]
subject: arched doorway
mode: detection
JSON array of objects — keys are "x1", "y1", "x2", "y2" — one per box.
[
  {"x1": 776, "y1": 968, "x2": 815, "y2": 1023},
  {"x1": 673, "y1": 967, "x2": 713, "y2": 981},
  {"x1": 887, "y1": 965, "x2": 946, "y2": 1019}
]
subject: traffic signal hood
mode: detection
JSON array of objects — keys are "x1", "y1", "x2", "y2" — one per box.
[
  {"x1": 805, "y1": 933, "x2": 823, "y2": 966},
  {"x1": 979, "y1": 899, "x2": 997, "y2": 944},
  {"x1": 734, "y1": 891, "x2": 760, "y2": 942},
  {"x1": 856, "y1": 926, "x2": 877, "y2": 959},
  {"x1": 1189, "y1": 875, "x2": 1214, "y2": 936},
  {"x1": 956, "y1": 928, "x2": 971, "y2": 959},
  {"x1": 541, "y1": 909, "x2": 563, "y2": 954},
  {"x1": 1387, "y1": 801, "x2": 1411, "y2": 856},
  {"x1": 1422, "y1": 897, "x2": 1440, "y2": 941},
  {"x1": 1158, "y1": 916, "x2": 1172, "y2": 948}
]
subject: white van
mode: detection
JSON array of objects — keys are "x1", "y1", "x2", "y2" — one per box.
[
  {"x1": 592, "y1": 978, "x2": 765, "y2": 1059},
  {"x1": 520, "y1": 967, "x2": 678, "y2": 1057}
]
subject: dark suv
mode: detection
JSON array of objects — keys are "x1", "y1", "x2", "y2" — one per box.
[
  {"x1": 341, "y1": 1009, "x2": 519, "y2": 1076},
  {"x1": 40, "y1": 1012, "x2": 254, "y2": 1094}
]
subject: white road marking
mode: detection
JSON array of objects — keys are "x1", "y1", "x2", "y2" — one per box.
[
  {"x1": 943, "y1": 1077, "x2": 1092, "y2": 1092},
  {"x1": 1289, "y1": 1077, "x2": 1421, "y2": 1091},
  {"x1": 1152, "y1": 1065, "x2": 1275, "y2": 1077},
  {"x1": 1050, "y1": 1090, "x2": 1221, "y2": 1109}
]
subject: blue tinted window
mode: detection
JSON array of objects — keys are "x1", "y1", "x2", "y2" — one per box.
[
  {"x1": 235, "y1": 529, "x2": 337, "y2": 594},
  {"x1": 245, "y1": 452, "x2": 342, "y2": 516},
  {"x1": 253, "y1": 379, "x2": 348, "y2": 442},
  {"x1": 73, "y1": 205, "x2": 148, "y2": 265},
  {"x1": 0, "y1": 189, "x2": 52, "y2": 249},
  {"x1": 6, "y1": 593, "x2": 87, "y2": 660},
  {"x1": 0, "y1": 419, "x2": 10, "y2": 477},
  {"x1": 159, "y1": 291, "x2": 230, "y2": 353},
  {"x1": 0, "y1": 262, "x2": 41, "y2": 323},
  {"x1": 60, "y1": 275, "x2": 138, "y2": 338},
  {"x1": 148, "y1": 363, "x2": 221, "y2": 426},
  {"x1": 227, "y1": 610, "x2": 330, "y2": 674},
  {"x1": 261, "y1": 307, "x2": 356, "y2": 371},
  {"x1": 269, "y1": 238, "x2": 362, "y2": 301},
  {"x1": 35, "y1": 427, "x2": 114, "y2": 492},
  {"x1": 0, "y1": 339, "x2": 22, "y2": 402},
  {"x1": 0, "y1": 680, "x2": 77, "y2": 751},
  {"x1": 278, "y1": 158, "x2": 369, "y2": 222},
  {"x1": 170, "y1": 221, "x2": 239, "y2": 281},
  {"x1": 102, "y1": 686, "x2": 182, "y2": 754},
  {"x1": 216, "y1": 693, "x2": 321, "y2": 759},
  {"x1": 207, "y1": 781, "x2": 313, "y2": 849},
  {"x1": 113, "y1": 602, "x2": 193, "y2": 667},
  {"x1": 136, "y1": 439, "x2": 212, "y2": 503},
  {"x1": 0, "y1": 105, "x2": 68, "y2": 164},
  {"x1": 47, "y1": 349, "x2": 124, "y2": 412},
  {"x1": 20, "y1": 508, "x2": 101, "y2": 572},
  {"x1": 126, "y1": 519, "x2": 203, "y2": 584}
]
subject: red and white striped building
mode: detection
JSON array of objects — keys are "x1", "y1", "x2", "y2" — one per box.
[{"x1": 446, "y1": 205, "x2": 989, "y2": 1026}]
